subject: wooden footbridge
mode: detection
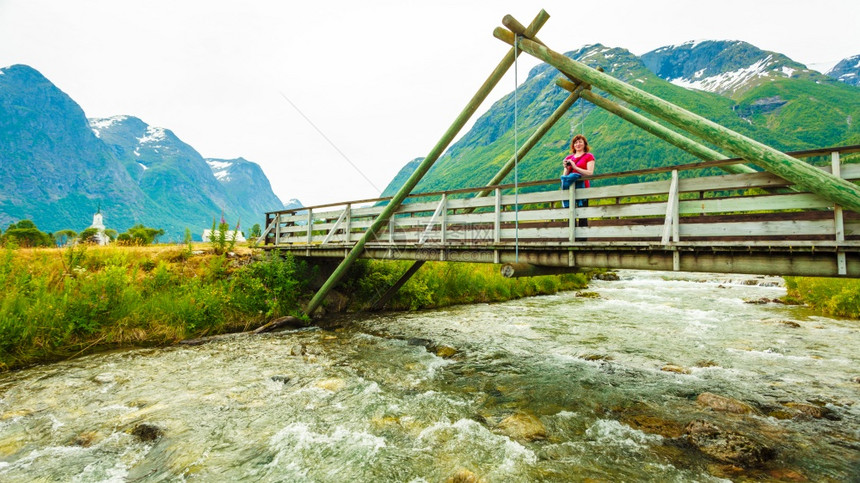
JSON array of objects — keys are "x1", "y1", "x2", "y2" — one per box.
[{"x1": 261, "y1": 10, "x2": 860, "y2": 315}]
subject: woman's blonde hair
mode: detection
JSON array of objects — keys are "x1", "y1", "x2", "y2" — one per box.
[{"x1": 570, "y1": 134, "x2": 590, "y2": 153}]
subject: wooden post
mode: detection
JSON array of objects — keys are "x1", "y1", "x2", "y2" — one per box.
[
  {"x1": 344, "y1": 203, "x2": 351, "y2": 244},
  {"x1": 569, "y1": 185, "x2": 576, "y2": 242},
  {"x1": 440, "y1": 194, "x2": 447, "y2": 245},
  {"x1": 662, "y1": 170, "x2": 680, "y2": 245},
  {"x1": 494, "y1": 26, "x2": 860, "y2": 213},
  {"x1": 306, "y1": 209, "x2": 313, "y2": 245},
  {"x1": 833, "y1": 151, "x2": 846, "y2": 275},
  {"x1": 494, "y1": 188, "x2": 502, "y2": 243},
  {"x1": 305, "y1": 11, "x2": 552, "y2": 316},
  {"x1": 557, "y1": 79, "x2": 755, "y2": 175}
]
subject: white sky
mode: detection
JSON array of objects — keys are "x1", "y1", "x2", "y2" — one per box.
[{"x1": 1, "y1": 0, "x2": 858, "y2": 208}]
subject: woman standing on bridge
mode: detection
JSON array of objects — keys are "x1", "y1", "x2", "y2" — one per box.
[{"x1": 560, "y1": 134, "x2": 595, "y2": 211}]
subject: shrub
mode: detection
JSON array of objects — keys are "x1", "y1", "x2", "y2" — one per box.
[
  {"x1": 785, "y1": 276, "x2": 860, "y2": 318},
  {"x1": 2, "y1": 220, "x2": 53, "y2": 247}
]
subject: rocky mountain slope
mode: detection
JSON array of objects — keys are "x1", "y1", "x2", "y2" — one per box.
[
  {"x1": 827, "y1": 55, "x2": 860, "y2": 86},
  {"x1": 0, "y1": 65, "x2": 286, "y2": 239}
]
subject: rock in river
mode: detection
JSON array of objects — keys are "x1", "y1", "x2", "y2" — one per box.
[
  {"x1": 685, "y1": 420, "x2": 775, "y2": 467},
  {"x1": 497, "y1": 412, "x2": 547, "y2": 441}
]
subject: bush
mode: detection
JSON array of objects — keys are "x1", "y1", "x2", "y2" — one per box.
[
  {"x1": 784, "y1": 276, "x2": 860, "y2": 318},
  {"x1": 117, "y1": 224, "x2": 165, "y2": 245},
  {"x1": 2, "y1": 220, "x2": 53, "y2": 247}
]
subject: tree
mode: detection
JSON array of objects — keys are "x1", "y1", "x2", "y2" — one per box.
[
  {"x1": 54, "y1": 229, "x2": 78, "y2": 247},
  {"x1": 117, "y1": 224, "x2": 165, "y2": 245},
  {"x1": 250, "y1": 223, "x2": 262, "y2": 238},
  {"x1": 1, "y1": 219, "x2": 53, "y2": 247},
  {"x1": 78, "y1": 227, "x2": 101, "y2": 244}
]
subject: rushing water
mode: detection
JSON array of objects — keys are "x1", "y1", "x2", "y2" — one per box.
[{"x1": 1, "y1": 271, "x2": 858, "y2": 482}]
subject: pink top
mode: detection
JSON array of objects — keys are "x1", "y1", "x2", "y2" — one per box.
[{"x1": 563, "y1": 152, "x2": 594, "y2": 187}]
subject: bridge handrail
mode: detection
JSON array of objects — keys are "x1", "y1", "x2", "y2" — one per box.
[{"x1": 267, "y1": 144, "x2": 860, "y2": 217}]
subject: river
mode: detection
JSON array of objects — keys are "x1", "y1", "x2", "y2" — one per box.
[{"x1": 0, "y1": 270, "x2": 858, "y2": 481}]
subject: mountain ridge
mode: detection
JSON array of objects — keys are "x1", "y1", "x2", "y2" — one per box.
[{"x1": 0, "y1": 64, "x2": 287, "y2": 240}]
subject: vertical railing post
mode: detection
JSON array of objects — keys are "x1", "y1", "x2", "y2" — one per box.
[
  {"x1": 494, "y1": 188, "x2": 502, "y2": 243},
  {"x1": 833, "y1": 151, "x2": 846, "y2": 275},
  {"x1": 274, "y1": 213, "x2": 281, "y2": 246},
  {"x1": 344, "y1": 204, "x2": 352, "y2": 244},
  {"x1": 662, "y1": 170, "x2": 680, "y2": 246},
  {"x1": 569, "y1": 185, "x2": 576, "y2": 242},
  {"x1": 306, "y1": 208, "x2": 313, "y2": 245},
  {"x1": 440, "y1": 194, "x2": 447, "y2": 245}
]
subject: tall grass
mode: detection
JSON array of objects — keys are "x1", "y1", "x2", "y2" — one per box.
[
  {"x1": 0, "y1": 245, "x2": 310, "y2": 370},
  {"x1": 784, "y1": 276, "x2": 860, "y2": 319},
  {"x1": 342, "y1": 259, "x2": 589, "y2": 311},
  {"x1": 0, "y1": 245, "x2": 589, "y2": 370}
]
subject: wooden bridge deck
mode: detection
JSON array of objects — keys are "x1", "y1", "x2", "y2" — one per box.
[{"x1": 262, "y1": 149, "x2": 860, "y2": 278}]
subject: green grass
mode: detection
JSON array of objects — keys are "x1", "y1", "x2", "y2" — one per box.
[
  {"x1": 0, "y1": 245, "x2": 590, "y2": 371},
  {"x1": 784, "y1": 276, "x2": 860, "y2": 319},
  {"x1": 0, "y1": 244, "x2": 311, "y2": 370},
  {"x1": 341, "y1": 259, "x2": 589, "y2": 311}
]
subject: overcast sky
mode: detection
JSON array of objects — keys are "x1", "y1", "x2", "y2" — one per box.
[{"x1": 1, "y1": 0, "x2": 858, "y2": 208}]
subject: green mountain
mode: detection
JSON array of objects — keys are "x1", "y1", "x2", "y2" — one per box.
[
  {"x1": 0, "y1": 65, "x2": 166, "y2": 234},
  {"x1": 0, "y1": 64, "x2": 286, "y2": 240},
  {"x1": 381, "y1": 42, "x2": 860, "y2": 197}
]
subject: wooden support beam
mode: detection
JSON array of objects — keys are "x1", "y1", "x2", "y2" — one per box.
[
  {"x1": 367, "y1": 260, "x2": 427, "y2": 311},
  {"x1": 305, "y1": 10, "x2": 551, "y2": 316},
  {"x1": 494, "y1": 25, "x2": 860, "y2": 214}
]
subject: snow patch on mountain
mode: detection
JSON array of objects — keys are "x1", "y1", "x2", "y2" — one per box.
[
  {"x1": 670, "y1": 55, "x2": 773, "y2": 93},
  {"x1": 89, "y1": 115, "x2": 127, "y2": 138},
  {"x1": 206, "y1": 159, "x2": 233, "y2": 182},
  {"x1": 137, "y1": 126, "x2": 166, "y2": 146}
]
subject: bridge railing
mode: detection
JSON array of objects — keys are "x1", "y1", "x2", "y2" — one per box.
[{"x1": 263, "y1": 146, "x2": 860, "y2": 249}]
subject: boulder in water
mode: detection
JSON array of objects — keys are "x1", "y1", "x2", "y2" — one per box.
[
  {"x1": 497, "y1": 412, "x2": 547, "y2": 441},
  {"x1": 783, "y1": 402, "x2": 839, "y2": 420},
  {"x1": 445, "y1": 468, "x2": 485, "y2": 483},
  {"x1": 685, "y1": 420, "x2": 775, "y2": 467},
  {"x1": 662, "y1": 364, "x2": 691, "y2": 374},
  {"x1": 696, "y1": 392, "x2": 758, "y2": 415},
  {"x1": 435, "y1": 345, "x2": 458, "y2": 358},
  {"x1": 130, "y1": 423, "x2": 164, "y2": 442},
  {"x1": 592, "y1": 272, "x2": 619, "y2": 281},
  {"x1": 289, "y1": 344, "x2": 306, "y2": 356},
  {"x1": 315, "y1": 378, "x2": 346, "y2": 392}
]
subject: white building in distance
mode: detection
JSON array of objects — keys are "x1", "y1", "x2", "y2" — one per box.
[{"x1": 88, "y1": 210, "x2": 110, "y2": 245}]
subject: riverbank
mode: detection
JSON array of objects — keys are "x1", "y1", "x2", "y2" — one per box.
[{"x1": 0, "y1": 245, "x2": 589, "y2": 371}]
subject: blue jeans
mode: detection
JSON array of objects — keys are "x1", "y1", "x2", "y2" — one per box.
[{"x1": 560, "y1": 173, "x2": 586, "y2": 208}]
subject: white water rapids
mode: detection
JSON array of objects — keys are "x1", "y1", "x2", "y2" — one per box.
[{"x1": 0, "y1": 270, "x2": 857, "y2": 481}]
